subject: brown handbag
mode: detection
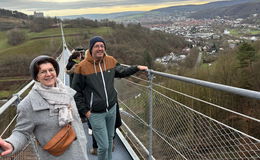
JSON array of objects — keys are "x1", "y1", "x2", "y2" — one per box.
[{"x1": 43, "y1": 124, "x2": 76, "y2": 156}]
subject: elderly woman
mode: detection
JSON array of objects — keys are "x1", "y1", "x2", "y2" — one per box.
[{"x1": 0, "y1": 55, "x2": 88, "y2": 160}]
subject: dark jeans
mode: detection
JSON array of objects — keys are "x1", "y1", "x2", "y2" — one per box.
[
  {"x1": 92, "y1": 129, "x2": 116, "y2": 148},
  {"x1": 89, "y1": 102, "x2": 122, "y2": 149}
]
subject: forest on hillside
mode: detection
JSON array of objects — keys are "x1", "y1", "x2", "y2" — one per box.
[
  {"x1": 0, "y1": 9, "x2": 59, "y2": 31},
  {"x1": 0, "y1": 16, "x2": 189, "y2": 99},
  {"x1": 0, "y1": 18, "x2": 189, "y2": 77},
  {"x1": 0, "y1": 9, "x2": 28, "y2": 19}
]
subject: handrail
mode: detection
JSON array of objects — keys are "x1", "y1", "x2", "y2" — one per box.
[
  {"x1": 121, "y1": 64, "x2": 260, "y2": 100},
  {"x1": 2, "y1": 67, "x2": 259, "y2": 122},
  {"x1": 0, "y1": 80, "x2": 34, "y2": 116},
  {"x1": 149, "y1": 69, "x2": 260, "y2": 100}
]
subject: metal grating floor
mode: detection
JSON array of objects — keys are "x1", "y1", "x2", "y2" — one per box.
[{"x1": 83, "y1": 123, "x2": 133, "y2": 160}]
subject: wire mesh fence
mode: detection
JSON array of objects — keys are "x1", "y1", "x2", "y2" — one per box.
[
  {"x1": 1, "y1": 54, "x2": 260, "y2": 160},
  {"x1": 115, "y1": 75, "x2": 260, "y2": 160},
  {"x1": 0, "y1": 142, "x2": 38, "y2": 160},
  {"x1": 0, "y1": 93, "x2": 39, "y2": 160}
]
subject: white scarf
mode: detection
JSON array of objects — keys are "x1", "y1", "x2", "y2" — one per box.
[{"x1": 33, "y1": 79, "x2": 76, "y2": 126}]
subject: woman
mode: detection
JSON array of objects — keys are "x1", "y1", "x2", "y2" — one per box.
[
  {"x1": 0, "y1": 55, "x2": 88, "y2": 160},
  {"x1": 66, "y1": 51, "x2": 82, "y2": 86}
]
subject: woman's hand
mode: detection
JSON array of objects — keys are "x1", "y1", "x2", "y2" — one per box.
[{"x1": 0, "y1": 137, "x2": 13, "y2": 156}]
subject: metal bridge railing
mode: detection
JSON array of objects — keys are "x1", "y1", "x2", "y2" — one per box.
[
  {"x1": 0, "y1": 80, "x2": 37, "y2": 160},
  {"x1": 115, "y1": 69, "x2": 260, "y2": 160},
  {"x1": 1, "y1": 66, "x2": 260, "y2": 160}
]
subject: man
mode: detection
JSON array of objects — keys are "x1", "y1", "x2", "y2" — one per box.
[{"x1": 72, "y1": 36, "x2": 147, "y2": 160}]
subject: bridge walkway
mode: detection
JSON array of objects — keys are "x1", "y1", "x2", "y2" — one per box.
[{"x1": 82, "y1": 123, "x2": 133, "y2": 160}]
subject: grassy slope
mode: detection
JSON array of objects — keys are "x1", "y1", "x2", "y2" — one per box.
[
  {"x1": 0, "y1": 26, "x2": 112, "y2": 99},
  {"x1": 0, "y1": 17, "x2": 24, "y2": 23},
  {"x1": 229, "y1": 28, "x2": 260, "y2": 37},
  {"x1": 0, "y1": 32, "x2": 10, "y2": 49}
]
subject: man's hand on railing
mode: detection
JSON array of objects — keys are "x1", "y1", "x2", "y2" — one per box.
[
  {"x1": 137, "y1": 65, "x2": 148, "y2": 71},
  {"x1": 0, "y1": 137, "x2": 13, "y2": 156}
]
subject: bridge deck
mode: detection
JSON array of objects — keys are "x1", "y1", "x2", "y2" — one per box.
[{"x1": 83, "y1": 122, "x2": 133, "y2": 160}]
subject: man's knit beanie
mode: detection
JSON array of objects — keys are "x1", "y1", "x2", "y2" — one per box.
[
  {"x1": 89, "y1": 36, "x2": 106, "y2": 54},
  {"x1": 29, "y1": 55, "x2": 59, "y2": 80}
]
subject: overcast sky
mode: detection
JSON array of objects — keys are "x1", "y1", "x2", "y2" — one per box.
[{"x1": 0, "y1": 0, "x2": 225, "y2": 16}]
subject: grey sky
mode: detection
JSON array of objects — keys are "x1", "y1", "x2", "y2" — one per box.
[{"x1": 0, "y1": 0, "x2": 224, "y2": 16}]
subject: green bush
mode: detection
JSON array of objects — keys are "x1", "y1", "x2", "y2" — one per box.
[{"x1": 7, "y1": 29, "x2": 26, "y2": 45}]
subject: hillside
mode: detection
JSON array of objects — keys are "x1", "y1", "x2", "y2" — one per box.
[
  {"x1": 0, "y1": 16, "x2": 28, "y2": 30},
  {"x1": 0, "y1": 8, "x2": 28, "y2": 19},
  {"x1": 60, "y1": 11, "x2": 145, "y2": 20},
  {"x1": 0, "y1": 18, "x2": 189, "y2": 99},
  {"x1": 190, "y1": 2, "x2": 260, "y2": 19},
  {"x1": 0, "y1": 8, "x2": 29, "y2": 30},
  {"x1": 152, "y1": 0, "x2": 258, "y2": 13},
  {"x1": 50, "y1": 0, "x2": 260, "y2": 23},
  {"x1": 112, "y1": 0, "x2": 259, "y2": 23},
  {"x1": 61, "y1": 0, "x2": 252, "y2": 21}
]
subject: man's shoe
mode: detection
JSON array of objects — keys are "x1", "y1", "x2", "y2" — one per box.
[{"x1": 90, "y1": 148, "x2": 97, "y2": 155}]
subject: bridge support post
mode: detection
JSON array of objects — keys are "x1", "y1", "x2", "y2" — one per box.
[{"x1": 148, "y1": 70, "x2": 154, "y2": 160}]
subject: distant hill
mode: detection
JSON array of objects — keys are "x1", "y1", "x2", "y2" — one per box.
[
  {"x1": 112, "y1": 0, "x2": 260, "y2": 23},
  {"x1": 59, "y1": 0, "x2": 259, "y2": 21},
  {"x1": 60, "y1": 11, "x2": 145, "y2": 20},
  {"x1": 0, "y1": 8, "x2": 29, "y2": 30},
  {"x1": 151, "y1": 0, "x2": 258, "y2": 13},
  {"x1": 0, "y1": 8, "x2": 28, "y2": 19},
  {"x1": 190, "y1": 2, "x2": 260, "y2": 19}
]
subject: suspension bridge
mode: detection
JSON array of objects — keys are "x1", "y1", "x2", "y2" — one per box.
[{"x1": 0, "y1": 23, "x2": 259, "y2": 160}]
